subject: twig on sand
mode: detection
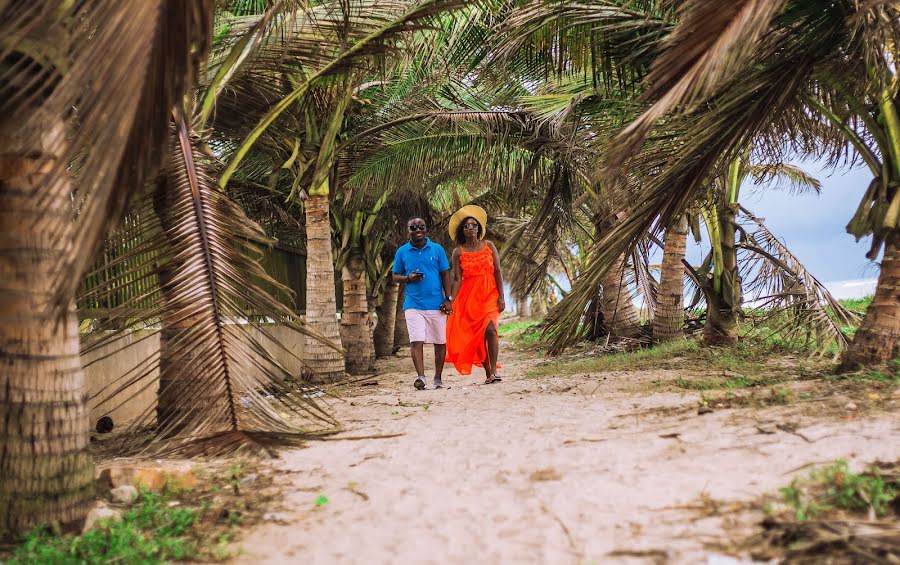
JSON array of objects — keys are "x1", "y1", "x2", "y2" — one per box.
[
  {"x1": 540, "y1": 503, "x2": 580, "y2": 558},
  {"x1": 321, "y1": 433, "x2": 405, "y2": 441}
]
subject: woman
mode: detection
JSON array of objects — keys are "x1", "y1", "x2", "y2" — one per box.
[{"x1": 445, "y1": 205, "x2": 506, "y2": 383}]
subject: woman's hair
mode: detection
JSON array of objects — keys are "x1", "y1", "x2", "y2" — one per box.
[{"x1": 455, "y1": 216, "x2": 482, "y2": 244}]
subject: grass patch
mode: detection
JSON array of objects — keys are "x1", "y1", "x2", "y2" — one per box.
[
  {"x1": 8, "y1": 490, "x2": 211, "y2": 564},
  {"x1": 499, "y1": 320, "x2": 543, "y2": 346},
  {"x1": 838, "y1": 296, "x2": 873, "y2": 315},
  {"x1": 673, "y1": 375, "x2": 778, "y2": 391},
  {"x1": 775, "y1": 460, "x2": 899, "y2": 522},
  {"x1": 4, "y1": 461, "x2": 275, "y2": 564},
  {"x1": 526, "y1": 339, "x2": 699, "y2": 378}
]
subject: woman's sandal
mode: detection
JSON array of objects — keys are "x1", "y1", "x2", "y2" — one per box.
[{"x1": 484, "y1": 374, "x2": 502, "y2": 384}]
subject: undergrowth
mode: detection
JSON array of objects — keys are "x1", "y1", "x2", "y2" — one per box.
[
  {"x1": 526, "y1": 339, "x2": 700, "y2": 378},
  {"x1": 6, "y1": 490, "x2": 223, "y2": 564},
  {"x1": 774, "y1": 460, "x2": 899, "y2": 521},
  {"x1": 4, "y1": 462, "x2": 270, "y2": 564}
]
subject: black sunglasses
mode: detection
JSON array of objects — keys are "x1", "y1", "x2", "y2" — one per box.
[
  {"x1": 462, "y1": 222, "x2": 479, "y2": 229},
  {"x1": 408, "y1": 224, "x2": 427, "y2": 231}
]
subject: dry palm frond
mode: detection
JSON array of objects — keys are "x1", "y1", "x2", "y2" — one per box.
[
  {"x1": 1, "y1": 0, "x2": 214, "y2": 313},
  {"x1": 82, "y1": 114, "x2": 337, "y2": 457},
  {"x1": 737, "y1": 206, "x2": 860, "y2": 356},
  {"x1": 607, "y1": 0, "x2": 787, "y2": 170}
]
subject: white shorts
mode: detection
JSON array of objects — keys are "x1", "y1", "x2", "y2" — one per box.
[{"x1": 405, "y1": 309, "x2": 447, "y2": 344}]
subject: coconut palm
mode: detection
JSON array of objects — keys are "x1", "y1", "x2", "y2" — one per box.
[
  {"x1": 526, "y1": 0, "x2": 898, "y2": 364},
  {"x1": 0, "y1": 0, "x2": 214, "y2": 538}
]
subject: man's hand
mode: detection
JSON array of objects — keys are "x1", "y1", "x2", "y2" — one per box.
[
  {"x1": 407, "y1": 270, "x2": 424, "y2": 283},
  {"x1": 440, "y1": 299, "x2": 453, "y2": 315},
  {"x1": 497, "y1": 296, "x2": 506, "y2": 313}
]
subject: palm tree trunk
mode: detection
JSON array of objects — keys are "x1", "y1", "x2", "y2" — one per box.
[
  {"x1": 602, "y1": 254, "x2": 641, "y2": 337},
  {"x1": 304, "y1": 193, "x2": 345, "y2": 383},
  {"x1": 393, "y1": 283, "x2": 409, "y2": 353},
  {"x1": 516, "y1": 296, "x2": 531, "y2": 319},
  {"x1": 374, "y1": 279, "x2": 398, "y2": 358},
  {"x1": 0, "y1": 150, "x2": 93, "y2": 537},
  {"x1": 841, "y1": 231, "x2": 900, "y2": 368},
  {"x1": 340, "y1": 254, "x2": 374, "y2": 374},
  {"x1": 704, "y1": 206, "x2": 741, "y2": 345},
  {"x1": 654, "y1": 215, "x2": 689, "y2": 341}
]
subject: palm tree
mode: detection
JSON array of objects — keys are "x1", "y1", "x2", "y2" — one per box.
[
  {"x1": 653, "y1": 215, "x2": 689, "y2": 342},
  {"x1": 534, "y1": 0, "x2": 898, "y2": 364},
  {"x1": 208, "y1": 0, "x2": 482, "y2": 381},
  {"x1": 1, "y1": 0, "x2": 214, "y2": 538}
]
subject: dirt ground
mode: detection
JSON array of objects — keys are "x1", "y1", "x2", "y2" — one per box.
[{"x1": 234, "y1": 341, "x2": 900, "y2": 565}]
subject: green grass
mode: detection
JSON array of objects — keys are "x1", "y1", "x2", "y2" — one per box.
[
  {"x1": 526, "y1": 339, "x2": 699, "y2": 378},
  {"x1": 499, "y1": 320, "x2": 543, "y2": 346},
  {"x1": 7, "y1": 490, "x2": 204, "y2": 564},
  {"x1": 673, "y1": 374, "x2": 778, "y2": 391},
  {"x1": 838, "y1": 296, "x2": 873, "y2": 314},
  {"x1": 778, "y1": 460, "x2": 898, "y2": 521}
]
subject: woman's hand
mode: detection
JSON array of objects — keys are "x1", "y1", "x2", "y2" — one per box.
[{"x1": 497, "y1": 296, "x2": 505, "y2": 313}]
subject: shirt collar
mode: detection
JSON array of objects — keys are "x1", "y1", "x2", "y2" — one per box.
[{"x1": 408, "y1": 237, "x2": 431, "y2": 250}]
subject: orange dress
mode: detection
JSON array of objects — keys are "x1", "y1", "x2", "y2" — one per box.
[{"x1": 445, "y1": 245, "x2": 501, "y2": 375}]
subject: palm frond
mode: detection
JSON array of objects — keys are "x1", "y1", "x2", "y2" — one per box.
[
  {"x1": 737, "y1": 205, "x2": 860, "y2": 356},
  {"x1": 82, "y1": 114, "x2": 337, "y2": 457},
  {"x1": 1, "y1": 0, "x2": 214, "y2": 312}
]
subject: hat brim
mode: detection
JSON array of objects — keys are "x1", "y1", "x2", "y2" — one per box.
[{"x1": 448, "y1": 205, "x2": 488, "y2": 241}]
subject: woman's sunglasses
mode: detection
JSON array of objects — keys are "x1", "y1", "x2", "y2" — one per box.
[
  {"x1": 462, "y1": 222, "x2": 479, "y2": 229},
  {"x1": 408, "y1": 224, "x2": 427, "y2": 231}
]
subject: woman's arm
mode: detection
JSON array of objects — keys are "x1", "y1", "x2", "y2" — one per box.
[
  {"x1": 487, "y1": 241, "x2": 505, "y2": 312},
  {"x1": 449, "y1": 247, "x2": 462, "y2": 305}
]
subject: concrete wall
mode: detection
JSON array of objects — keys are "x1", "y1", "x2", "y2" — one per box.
[{"x1": 84, "y1": 325, "x2": 308, "y2": 428}]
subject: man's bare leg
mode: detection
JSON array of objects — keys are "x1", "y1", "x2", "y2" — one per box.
[
  {"x1": 411, "y1": 341, "x2": 426, "y2": 389},
  {"x1": 433, "y1": 343, "x2": 446, "y2": 388}
]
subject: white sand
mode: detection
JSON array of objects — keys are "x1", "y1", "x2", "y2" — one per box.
[{"x1": 235, "y1": 346, "x2": 900, "y2": 564}]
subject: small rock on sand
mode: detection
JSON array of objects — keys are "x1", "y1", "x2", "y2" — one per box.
[
  {"x1": 83, "y1": 507, "x2": 122, "y2": 532},
  {"x1": 110, "y1": 485, "x2": 139, "y2": 504}
]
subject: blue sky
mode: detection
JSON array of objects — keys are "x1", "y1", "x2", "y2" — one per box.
[{"x1": 685, "y1": 159, "x2": 881, "y2": 285}]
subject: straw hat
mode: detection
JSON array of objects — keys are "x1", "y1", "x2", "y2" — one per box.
[{"x1": 448, "y1": 204, "x2": 488, "y2": 240}]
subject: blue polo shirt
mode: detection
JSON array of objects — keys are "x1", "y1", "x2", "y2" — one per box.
[{"x1": 393, "y1": 238, "x2": 450, "y2": 310}]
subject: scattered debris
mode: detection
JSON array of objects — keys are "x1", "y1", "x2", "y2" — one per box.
[{"x1": 529, "y1": 468, "x2": 562, "y2": 482}]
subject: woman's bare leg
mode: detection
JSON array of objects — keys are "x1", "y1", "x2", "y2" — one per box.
[{"x1": 484, "y1": 321, "x2": 499, "y2": 381}]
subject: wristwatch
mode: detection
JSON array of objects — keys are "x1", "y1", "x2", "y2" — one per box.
[{"x1": 446, "y1": 296, "x2": 453, "y2": 301}]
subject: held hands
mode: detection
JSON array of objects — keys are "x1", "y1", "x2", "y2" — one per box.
[{"x1": 440, "y1": 299, "x2": 453, "y2": 315}]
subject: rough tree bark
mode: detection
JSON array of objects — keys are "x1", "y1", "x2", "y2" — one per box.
[
  {"x1": 601, "y1": 254, "x2": 641, "y2": 338},
  {"x1": 515, "y1": 296, "x2": 531, "y2": 319},
  {"x1": 654, "y1": 215, "x2": 689, "y2": 341},
  {"x1": 340, "y1": 254, "x2": 374, "y2": 374},
  {"x1": 304, "y1": 193, "x2": 345, "y2": 382},
  {"x1": 841, "y1": 231, "x2": 900, "y2": 368},
  {"x1": 392, "y1": 283, "x2": 409, "y2": 353},
  {"x1": 0, "y1": 130, "x2": 94, "y2": 537},
  {"x1": 374, "y1": 279, "x2": 399, "y2": 358}
]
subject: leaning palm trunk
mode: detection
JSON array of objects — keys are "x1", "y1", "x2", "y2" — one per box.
[
  {"x1": 0, "y1": 134, "x2": 93, "y2": 537},
  {"x1": 374, "y1": 279, "x2": 399, "y2": 357},
  {"x1": 340, "y1": 254, "x2": 375, "y2": 374},
  {"x1": 305, "y1": 193, "x2": 345, "y2": 382},
  {"x1": 654, "y1": 215, "x2": 689, "y2": 341},
  {"x1": 601, "y1": 254, "x2": 641, "y2": 337},
  {"x1": 393, "y1": 283, "x2": 410, "y2": 353},
  {"x1": 842, "y1": 232, "x2": 900, "y2": 368}
]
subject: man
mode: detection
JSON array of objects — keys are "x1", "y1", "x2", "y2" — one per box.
[{"x1": 392, "y1": 217, "x2": 453, "y2": 390}]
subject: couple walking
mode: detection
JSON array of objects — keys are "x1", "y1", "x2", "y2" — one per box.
[{"x1": 392, "y1": 205, "x2": 506, "y2": 390}]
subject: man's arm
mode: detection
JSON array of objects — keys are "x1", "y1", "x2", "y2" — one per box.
[{"x1": 391, "y1": 250, "x2": 411, "y2": 283}]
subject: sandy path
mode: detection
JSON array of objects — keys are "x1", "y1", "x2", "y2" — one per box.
[{"x1": 236, "y1": 346, "x2": 900, "y2": 564}]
